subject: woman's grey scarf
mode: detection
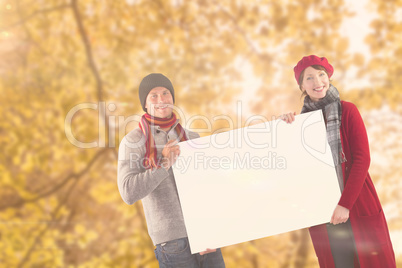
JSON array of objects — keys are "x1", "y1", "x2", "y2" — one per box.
[{"x1": 301, "y1": 84, "x2": 346, "y2": 192}]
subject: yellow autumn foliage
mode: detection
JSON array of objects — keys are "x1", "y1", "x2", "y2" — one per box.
[{"x1": 0, "y1": 0, "x2": 401, "y2": 267}]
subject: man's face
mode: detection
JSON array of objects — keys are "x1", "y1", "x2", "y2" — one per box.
[{"x1": 145, "y1": 87, "x2": 174, "y2": 118}]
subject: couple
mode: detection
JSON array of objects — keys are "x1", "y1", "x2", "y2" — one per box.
[{"x1": 117, "y1": 55, "x2": 396, "y2": 268}]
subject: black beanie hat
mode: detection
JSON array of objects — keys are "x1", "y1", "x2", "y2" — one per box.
[{"x1": 139, "y1": 73, "x2": 175, "y2": 112}]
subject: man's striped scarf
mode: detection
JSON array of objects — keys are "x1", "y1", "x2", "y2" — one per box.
[{"x1": 139, "y1": 113, "x2": 188, "y2": 169}]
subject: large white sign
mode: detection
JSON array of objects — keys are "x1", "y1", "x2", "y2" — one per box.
[{"x1": 173, "y1": 110, "x2": 340, "y2": 254}]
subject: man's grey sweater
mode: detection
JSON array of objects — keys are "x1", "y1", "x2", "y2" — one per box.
[{"x1": 117, "y1": 120, "x2": 199, "y2": 245}]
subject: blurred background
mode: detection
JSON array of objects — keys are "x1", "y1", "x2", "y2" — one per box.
[{"x1": 1, "y1": 0, "x2": 401, "y2": 267}]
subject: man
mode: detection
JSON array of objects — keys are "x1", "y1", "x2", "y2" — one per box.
[{"x1": 117, "y1": 73, "x2": 225, "y2": 267}]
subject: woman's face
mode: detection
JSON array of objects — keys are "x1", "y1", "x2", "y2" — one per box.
[{"x1": 301, "y1": 66, "x2": 330, "y2": 102}]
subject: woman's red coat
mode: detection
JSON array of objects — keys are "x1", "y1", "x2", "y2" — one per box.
[{"x1": 309, "y1": 101, "x2": 396, "y2": 268}]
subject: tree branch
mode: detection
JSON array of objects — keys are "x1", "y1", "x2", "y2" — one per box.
[
  {"x1": 0, "y1": 148, "x2": 110, "y2": 211},
  {"x1": 70, "y1": 0, "x2": 104, "y2": 102},
  {"x1": 0, "y1": 4, "x2": 71, "y2": 31},
  {"x1": 17, "y1": 223, "x2": 49, "y2": 268},
  {"x1": 17, "y1": 168, "x2": 82, "y2": 268}
]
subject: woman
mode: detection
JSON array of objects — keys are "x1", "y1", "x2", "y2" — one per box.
[{"x1": 281, "y1": 55, "x2": 396, "y2": 268}]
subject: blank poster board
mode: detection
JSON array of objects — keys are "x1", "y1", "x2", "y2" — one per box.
[{"x1": 173, "y1": 110, "x2": 340, "y2": 254}]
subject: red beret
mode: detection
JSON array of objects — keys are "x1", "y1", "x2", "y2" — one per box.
[{"x1": 293, "y1": 55, "x2": 334, "y2": 85}]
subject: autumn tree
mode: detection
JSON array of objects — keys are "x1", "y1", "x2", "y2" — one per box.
[{"x1": 0, "y1": 0, "x2": 400, "y2": 267}]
